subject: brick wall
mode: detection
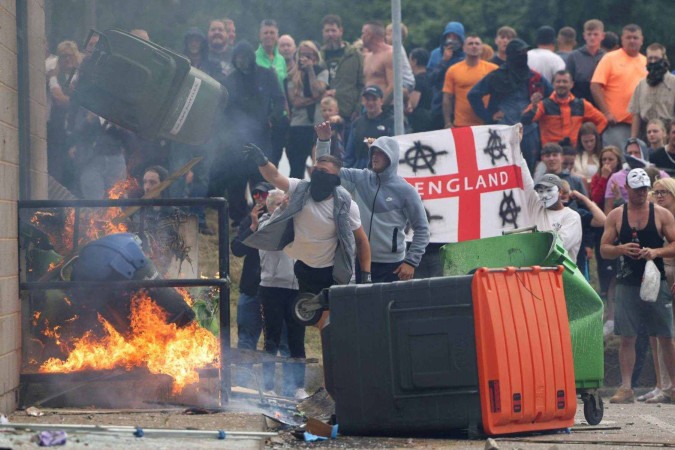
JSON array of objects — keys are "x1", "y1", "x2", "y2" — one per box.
[{"x1": 0, "y1": 0, "x2": 46, "y2": 415}]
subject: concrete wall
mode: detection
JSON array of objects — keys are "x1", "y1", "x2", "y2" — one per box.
[{"x1": 0, "y1": 0, "x2": 47, "y2": 414}]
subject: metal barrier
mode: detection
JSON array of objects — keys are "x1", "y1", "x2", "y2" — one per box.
[{"x1": 18, "y1": 197, "x2": 231, "y2": 405}]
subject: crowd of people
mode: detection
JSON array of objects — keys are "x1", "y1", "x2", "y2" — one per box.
[{"x1": 45, "y1": 14, "x2": 675, "y2": 402}]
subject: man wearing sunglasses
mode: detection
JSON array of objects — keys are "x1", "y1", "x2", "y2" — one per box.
[{"x1": 231, "y1": 182, "x2": 275, "y2": 357}]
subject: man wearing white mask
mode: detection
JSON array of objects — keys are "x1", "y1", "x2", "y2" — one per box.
[
  {"x1": 523, "y1": 171, "x2": 583, "y2": 261},
  {"x1": 600, "y1": 167, "x2": 675, "y2": 404}
]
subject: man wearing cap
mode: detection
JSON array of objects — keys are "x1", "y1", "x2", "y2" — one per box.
[
  {"x1": 601, "y1": 167, "x2": 675, "y2": 404},
  {"x1": 469, "y1": 38, "x2": 553, "y2": 171},
  {"x1": 230, "y1": 182, "x2": 276, "y2": 353},
  {"x1": 344, "y1": 85, "x2": 395, "y2": 169},
  {"x1": 527, "y1": 26, "x2": 566, "y2": 83},
  {"x1": 315, "y1": 121, "x2": 429, "y2": 282},
  {"x1": 522, "y1": 170, "x2": 583, "y2": 261}
]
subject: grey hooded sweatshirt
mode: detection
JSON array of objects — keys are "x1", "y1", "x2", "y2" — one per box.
[{"x1": 317, "y1": 136, "x2": 429, "y2": 266}]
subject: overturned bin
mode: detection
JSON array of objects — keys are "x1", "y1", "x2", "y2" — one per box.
[
  {"x1": 441, "y1": 231, "x2": 605, "y2": 422},
  {"x1": 321, "y1": 267, "x2": 578, "y2": 436},
  {"x1": 74, "y1": 29, "x2": 226, "y2": 145}
]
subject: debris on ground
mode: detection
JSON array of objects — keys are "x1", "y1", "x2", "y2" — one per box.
[{"x1": 33, "y1": 430, "x2": 67, "y2": 447}]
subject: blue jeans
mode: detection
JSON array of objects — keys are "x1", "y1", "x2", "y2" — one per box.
[{"x1": 237, "y1": 292, "x2": 262, "y2": 350}]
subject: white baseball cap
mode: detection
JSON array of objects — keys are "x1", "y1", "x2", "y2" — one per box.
[{"x1": 627, "y1": 168, "x2": 651, "y2": 189}]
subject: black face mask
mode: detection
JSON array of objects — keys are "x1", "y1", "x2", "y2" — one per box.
[
  {"x1": 508, "y1": 53, "x2": 529, "y2": 69},
  {"x1": 309, "y1": 169, "x2": 340, "y2": 202},
  {"x1": 646, "y1": 59, "x2": 669, "y2": 86}
]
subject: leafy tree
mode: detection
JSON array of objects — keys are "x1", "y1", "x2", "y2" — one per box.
[{"x1": 46, "y1": 0, "x2": 672, "y2": 63}]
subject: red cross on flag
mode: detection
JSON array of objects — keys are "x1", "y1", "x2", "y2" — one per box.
[{"x1": 394, "y1": 125, "x2": 531, "y2": 243}]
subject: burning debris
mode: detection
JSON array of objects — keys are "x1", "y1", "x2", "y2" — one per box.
[{"x1": 39, "y1": 290, "x2": 219, "y2": 394}]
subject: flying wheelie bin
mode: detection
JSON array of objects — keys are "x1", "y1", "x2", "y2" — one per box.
[
  {"x1": 441, "y1": 230, "x2": 605, "y2": 425},
  {"x1": 73, "y1": 29, "x2": 227, "y2": 145}
]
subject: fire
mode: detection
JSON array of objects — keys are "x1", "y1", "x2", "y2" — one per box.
[
  {"x1": 175, "y1": 287, "x2": 194, "y2": 306},
  {"x1": 107, "y1": 176, "x2": 138, "y2": 200},
  {"x1": 29, "y1": 177, "x2": 138, "y2": 255},
  {"x1": 39, "y1": 291, "x2": 219, "y2": 394}
]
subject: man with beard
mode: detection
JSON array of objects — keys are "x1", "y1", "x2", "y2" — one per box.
[
  {"x1": 242, "y1": 142, "x2": 371, "y2": 302},
  {"x1": 320, "y1": 14, "x2": 364, "y2": 134},
  {"x1": 209, "y1": 41, "x2": 286, "y2": 226},
  {"x1": 629, "y1": 43, "x2": 675, "y2": 141},
  {"x1": 202, "y1": 18, "x2": 235, "y2": 81},
  {"x1": 591, "y1": 24, "x2": 647, "y2": 149},
  {"x1": 315, "y1": 122, "x2": 429, "y2": 282},
  {"x1": 468, "y1": 38, "x2": 553, "y2": 171}
]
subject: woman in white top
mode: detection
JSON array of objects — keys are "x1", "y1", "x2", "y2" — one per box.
[
  {"x1": 286, "y1": 41, "x2": 328, "y2": 179},
  {"x1": 573, "y1": 122, "x2": 602, "y2": 189}
]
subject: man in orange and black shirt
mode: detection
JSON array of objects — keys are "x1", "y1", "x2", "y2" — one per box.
[{"x1": 521, "y1": 69, "x2": 607, "y2": 147}]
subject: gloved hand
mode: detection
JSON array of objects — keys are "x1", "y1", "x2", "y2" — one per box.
[
  {"x1": 243, "y1": 143, "x2": 269, "y2": 167},
  {"x1": 359, "y1": 271, "x2": 372, "y2": 284}
]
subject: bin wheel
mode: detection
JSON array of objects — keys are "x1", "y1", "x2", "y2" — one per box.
[
  {"x1": 583, "y1": 394, "x2": 604, "y2": 425},
  {"x1": 292, "y1": 292, "x2": 323, "y2": 326}
]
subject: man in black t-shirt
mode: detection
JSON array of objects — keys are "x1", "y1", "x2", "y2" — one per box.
[{"x1": 407, "y1": 48, "x2": 433, "y2": 133}]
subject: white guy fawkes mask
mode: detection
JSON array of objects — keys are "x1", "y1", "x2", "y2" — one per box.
[{"x1": 535, "y1": 185, "x2": 560, "y2": 208}]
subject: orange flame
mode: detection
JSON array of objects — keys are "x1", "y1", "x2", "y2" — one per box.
[
  {"x1": 175, "y1": 287, "x2": 194, "y2": 307},
  {"x1": 39, "y1": 291, "x2": 219, "y2": 394},
  {"x1": 29, "y1": 177, "x2": 139, "y2": 254}
]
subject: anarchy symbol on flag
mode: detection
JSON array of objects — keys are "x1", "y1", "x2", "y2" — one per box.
[{"x1": 394, "y1": 125, "x2": 530, "y2": 243}]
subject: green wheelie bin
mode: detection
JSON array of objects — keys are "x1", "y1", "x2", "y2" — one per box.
[
  {"x1": 74, "y1": 29, "x2": 227, "y2": 145},
  {"x1": 441, "y1": 230, "x2": 605, "y2": 425}
]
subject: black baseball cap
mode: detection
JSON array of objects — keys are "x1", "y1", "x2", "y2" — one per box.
[
  {"x1": 362, "y1": 85, "x2": 384, "y2": 99},
  {"x1": 506, "y1": 38, "x2": 531, "y2": 57},
  {"x1": 251, "y1": 182, "x2": 274, "y2": 194}
]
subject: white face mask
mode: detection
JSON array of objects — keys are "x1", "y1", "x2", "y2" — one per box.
[{"x1": 535, "y1": 185, "x2": 560, "y2": 208}]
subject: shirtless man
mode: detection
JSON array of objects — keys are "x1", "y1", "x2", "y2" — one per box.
[{"x1": 362, "y1": 21, "x2": 394, "y2": 103}]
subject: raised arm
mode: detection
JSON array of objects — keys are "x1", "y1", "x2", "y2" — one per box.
[
  {"x1": 243, "y1": 143, "x2": 290, "y2": 192},
  {"x1": 571, "y1": 190, "x2": 606, "y2": 227}
]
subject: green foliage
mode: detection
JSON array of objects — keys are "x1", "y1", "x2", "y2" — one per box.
[
  {"x1": 191, "y1": 287, "x2": 220, "y2": 336},
  {"x1": 46, "y1": 0, "x2": 672, "y2": 68}
]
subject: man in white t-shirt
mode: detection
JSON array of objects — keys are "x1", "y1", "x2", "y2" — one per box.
[
  {"x1": 524, "y1": 171, "x2": 583, "y2": 260},
  {"x1": 243, "y1": 143, "x2": 372, "y2": 298}
]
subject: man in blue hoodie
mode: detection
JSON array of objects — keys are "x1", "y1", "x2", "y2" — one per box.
[
  {"x1": 427, "y1": 21, "x2": 466, "y2": 130},
  {"x1": 316, "y1": 122, "x2": 430, "y2": 282}
]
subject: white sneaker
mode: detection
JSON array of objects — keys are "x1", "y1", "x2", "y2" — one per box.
[
  {"x1": 603, "y1": 320, "x2": 614, "y2": 338},
  {"x1": 295, "y1": 388, "x2": 309, "y2": 400}
]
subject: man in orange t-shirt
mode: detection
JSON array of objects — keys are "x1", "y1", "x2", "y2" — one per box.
[
  {"x1": 591, "y1": 24, "x2": 647, "y2": 148},
  {"x1": 442, "y1": 35, "x2": 498, "y2": 128}
]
